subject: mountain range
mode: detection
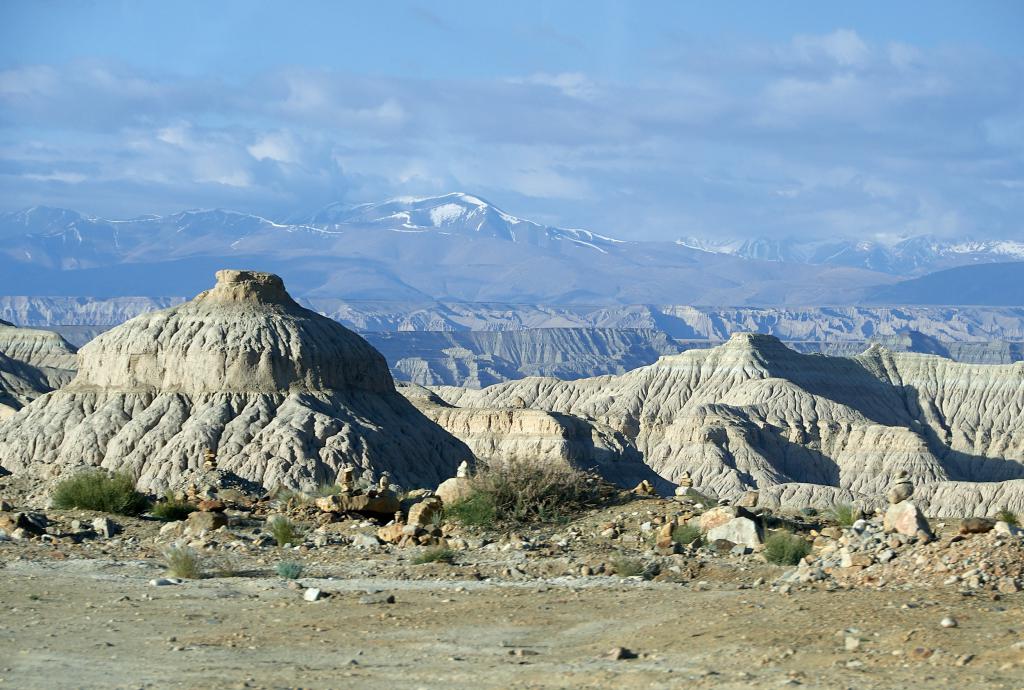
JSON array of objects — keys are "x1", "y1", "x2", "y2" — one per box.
[{"x1": 0, "y1": 193, "x2": 1020, "y2": 306}]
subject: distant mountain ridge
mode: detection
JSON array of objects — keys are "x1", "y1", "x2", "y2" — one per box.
[
  {"x1": 0, "y1": 192, "x2": 1020, "y2": 306},
  {"x1": 678, "y1": 234, "x2": 1024, "y2": 275}
]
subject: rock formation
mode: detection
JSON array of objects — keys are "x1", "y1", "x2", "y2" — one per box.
[
  {"x1": 0, "y1": 271, "x2": 470, "y2": 494},
  {"x1": 433, "y1": 333, "x2": 1024, "y2": 516},
  {"x1": 0, "y1": 320, "x2": 77, "y2": 416},
  {"x1": 397, "y1": 382, "x2": 665, "y2": 491}
]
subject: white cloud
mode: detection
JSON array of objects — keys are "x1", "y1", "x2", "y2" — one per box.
[{"x1": 792, "y1": 29, "x2": 870, "y2": 67}]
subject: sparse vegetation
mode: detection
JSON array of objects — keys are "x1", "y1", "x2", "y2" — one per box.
[
  {"x1": 312, "y1": 482, "x2": 341, "y2": 497},
  {"x1": 683, "y1": 488, "x2": 719, "y2": 506},
  {"x1": 276, "y1": 561, "x2": 304, "y2": 579},
  {"x1": 445, "y1": 491, "x2": 497, "y2": 527},
  {"x1": 671, "y1": 523, "x2": 701, "y2": 546},
  {"x1": 412, "y1": 547, "x2": 455, "y2": 565},
  {"x1": 827, "y1": 503, "x2": 857, "y2": 527},
  {"x1": 51, "y1": 470, "x2": 149, "y2": 516},
  {"x1": 446, "y1": 459, "x2": 597, "y2": 527},
  {"x1": 163, "y1": 545, "x2": 202, "y2": 579},
  {"x1": 610, "y1": 557, "x2": 646, "y2": 577},
  {"x1": 764, "y1": 530, "x2": 811, "y2": 565},
  {"x1": 266, "y1": 515, "x2": 303, "y2": 546},
  {"x1": 996, "y1": 508, "x2": 1019, "y2": 526},
  {"x1": 151, "y1": 493, "x2": 196, "y2": 522}
]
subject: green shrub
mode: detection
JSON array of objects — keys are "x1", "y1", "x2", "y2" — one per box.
[
  {"x1": 671, "y1": 523, "x2": 701, "y2": 545},
  {"x1": 996, "y1": 509, "x2": 1019, "y2": 526},
  {"x1": 266, "y1": 515, "x2": 303, "y2": 546},
  {"x1": 164, "y1": 545, "x2": 202, "y2": 579},
  {"x1": 412, "y1": 547, "x2": 455, "y2": 565},
  {"x1": 764, "y1": 531, "x2": 811, "y2": 566},
  {"x1": 448, "y1": 459, "x2": 596, "y2": 527},
  {"x1": 151, "y1": 494, "x2": 196, "y2": 522},
  {"x1": 51, "y1": 470, "x2": 149, "y2": 516},
  {"x1": 610, "y1": 557, "x2": 646, "y2": 577},
  {"x1": 445, "y1": 491, "x2": 497, "y2": 528},
  {"x1": 312, "y1": 482, "x2": 341, "y2": 497},
  {"x1": 827, "y1": 503, "x2": 857, "y2": 527},
  {"x1": 683, "y1": 488, "x2": 719, "y2": 506},
  {"x1": 275, "y1": 561, "x2": 304, "y2": 579}
]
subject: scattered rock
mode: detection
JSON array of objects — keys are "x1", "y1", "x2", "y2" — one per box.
[
  {"x1": 358, "y1": 593, "x2": 395, "y2": 605},
  {"x1": 186, "y1": 510, "x2": 228, "y2": 534},
  {"x1": 316, "y1": 492, "x2": 400, "y2": 517},
  {"x1": 940, "y1": 617, "x2": 957, "y2": 628},
  {"x1": 883, "y1": 501, "x2": 932, "y2": 539},
  {"x1": 435, "y1": 476, "x2": 473, "y2": 505},
  {"x1": 959, "y1": 517, "x2": 996, "y2": 535},
  {"x1": 303, "y1": 588, "x2": 322, "y2": 602},
  {"x1": 149, "y1": 578, "x2": 183, "y2": 586},
  {"x1": 92, "y1": 516, "x2": 118, "y2": 539},
  {"x1": 604, "y1": 647, "x2": 637, "y2": 660},
  {"x1": 706, "y1": 517, "x2": 762, "y2": 548}
]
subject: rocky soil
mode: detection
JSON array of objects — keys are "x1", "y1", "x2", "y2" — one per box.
[{"x1": 2, "y1": 476, "x2": 1023, "y2": 689}]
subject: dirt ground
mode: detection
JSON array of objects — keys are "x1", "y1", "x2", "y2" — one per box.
[{"x1": 2, "y1": 555, "x2": 1023, "y2": 690}]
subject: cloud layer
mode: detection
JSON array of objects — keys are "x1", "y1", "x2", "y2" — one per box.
[{"x1": 1, "y1": 30, "x2": 1021, "y2": 241}]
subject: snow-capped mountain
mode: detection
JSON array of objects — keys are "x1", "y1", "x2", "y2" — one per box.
[
  {"x1": 0, "y1": 193, "x2": 1019, "y2": 306},
  {"x1": 308, "y1": 192, "x2": 621, "y2": 251},
  {"x1": 679, "y1": 234, "x2": 1024, "y2": 275}
]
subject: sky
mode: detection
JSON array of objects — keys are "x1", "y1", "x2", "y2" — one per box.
[{"x1": 0, "y1": 0, "x2": 1022, "y2": 242}]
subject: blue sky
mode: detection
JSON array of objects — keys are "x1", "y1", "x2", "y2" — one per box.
[{"x1": 1, "y1": 0, "x2": 1022, "y2": 241}]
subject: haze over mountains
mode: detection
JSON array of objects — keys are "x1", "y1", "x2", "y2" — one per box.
[{"x1": 3, "y1": 192, "x2": 1021, "y2": 307}]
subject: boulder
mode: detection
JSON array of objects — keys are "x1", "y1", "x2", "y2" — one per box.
[
  {"x1": 698, "y1": 506, "x2": 753, "y2": 533},
  {"x1": 883, "y1": 501, "x2": 932, "y2": 539},
  {"x1": 435, "y1": 476, "x2": 474, "y2": 506},
  {"x1": 407, "y1": 497, "x2": 443, "y2": 527},
  {"x1": 315, "y1": 491, "x2": 400, "y2": 517},
  {"x1": 706, "y1": 516, "x2": 762, "y2": 548},
  {"x1": 186, "y1": 510, "x2": 228, "y2": 533},
  {"x1": 959, "y1": 517, "x2": 996, "y2": 535}
]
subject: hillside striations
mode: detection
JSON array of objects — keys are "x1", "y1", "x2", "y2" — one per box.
[
  {"x1": 0, "y1": 271, "x2": 470, "y2": 494},
  {"x1": 433, "y1": 334, "x2": 1024, "y2": 515}
]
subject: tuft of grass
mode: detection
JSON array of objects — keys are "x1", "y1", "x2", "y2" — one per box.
[
  {"x1": 151, "y1": 493, "x2": 197, "y2": 522},
  {"x1": 671, "y1": 523, "x2": 702, "y2": 545},
  {"x1": 312, "y1": 482, "x2": 341, "y2": 497},
  {"x1": 995, "y1": 508, "x2": 1019, "y2": 526},
  {"x1": 411, "y1": 547, "x2": 455, "y2": 565},
  {"x1": 683, "y1": 488, "x2": 719, "y2": 506},
  {"x1": 51, "y1": 470, "x2": 149, "y2": 516},
  {"x1": 610, "y1": 557, "x2": 646, "y2": 577},
  {"x1": 276, "y1": 561, "x2": 304, "y2": 579},
  {"x1": 764, "y1": 531, "x2": 811, "y2": 566},
  {"x1": 163, "y1": 545, "x2": 202, "y2": 579},
  {"x1": 266, "y1": 515, "x2": 303, "y2": 546},
  {"x1": 445, "y1": 491, "x2": 497, "y2": 528},
  {"x1": 446, "y1": 459, "x2": 597, "y2": 527},
  {"x1": 827, "y1": 503, "x2": 857, "y2": 527}
]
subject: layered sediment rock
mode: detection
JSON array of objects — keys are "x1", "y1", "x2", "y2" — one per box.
[
  {"x1": 434, "y1": 334, "x2": 1024, "y2": 515},
  {"x1": 398, "y1": 383, "x2": 664, "y2": 490},
  {"x1": 0, "y1": 271, "x2": 470, "y2": 493},
  {"x1": 0, "y1": 320, "x2": 77, "y2": 415}
]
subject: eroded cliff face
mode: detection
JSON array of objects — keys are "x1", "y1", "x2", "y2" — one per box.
[
  {"x1": 0, "y1": 271, "x2": 470, "y2": 494},
  {"x1": 433, "y1": 334, "x2": 1024, "y2": 514},
  {"x1": 397, "y1": 383, "x2": 663, "y2": 490},
  {"x1": 0, "y1": 321, "x2": 77, "y2": 415}
]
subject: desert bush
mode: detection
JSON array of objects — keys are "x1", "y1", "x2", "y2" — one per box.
[
  {"x1": 671, "y1": 523, "x2": 701, "y2": 545},
  {"x1": 275, "y1": 561, "x2": 304, "y2": 579},
  {"x1": 827, "y1": 503, "x2": 857, "y2": 527},
  {"x1": 151, "y1": 494, "x2": 196, "y2": 522},
  {"x1": 445, "y1": 491, "x2": 497, "y2": 527},
  {"x1": 412, "y1": 547, "x2": 455, "y2": 565},
  {"x1": 51, "y1": 470, "x2": 149, "y2": 516},
  {"x1": 996, "y1": 508, "x2": 1019, "y2": 526},
  {"x1": 164, "y1": 545, "x2": 202, "y2": 579},
  {"x1": 448, "y1": 459, "x2": 597, "y2": 527},
  {"x1": 764, "y1": 531, "x2": 811, "y2": 565},
  {"x1": 266, "y1": 515, "x2": 303, "y2": 546},
  {"x1": 312, "y1": 482, "x2": 341, "y2": 497},
  {"x1": 683, "y1": 488, "x2": 719, "y2": 506},
  {"x1": 610, "y1": 557, "x2": 646, "y2": 577}
]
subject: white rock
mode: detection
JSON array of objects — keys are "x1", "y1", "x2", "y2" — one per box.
[{"x1": 303, "y1": 588, "x2": 322, "y2": 602}]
